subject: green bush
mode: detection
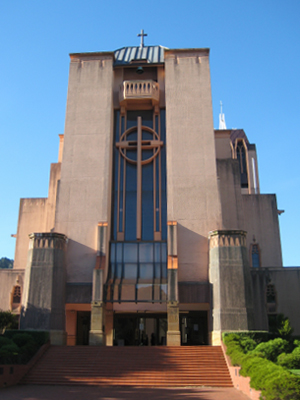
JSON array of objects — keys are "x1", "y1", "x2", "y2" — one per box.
[
  {"x1": 0, "y1": 343, "x2": 20, "y2": 364},
  {"x1": 4, "y1": 330, "x2": 49, "y2": 346},
  {"x1": 0, "y1": 311, "x2": 18, "y2": 333},
  {"x1": 278, "y1": 317, "x2": 294, "y2": 339},
  {"x1": 0, "y1": 331, "x2": 48, "y2": 364},
  {"x1": 278, "y1": 352, "x2": 300, "y2": 369},
  {"x1": 251, "y1": 338, "x2": 289, "y2": 362},
  {"x1": 223, "y1": 330, "x2": 271, "y2": 343},
  {"x1": 264, "y1": 373, "x2": 300, "y2": 400},
  {"x1": 0, "y1": 336, "x2": 13, "y2": 348},
  {"x1": 12, "y1": 333, "x2": 34, "y2": 347},
  {"x1": 278, "y1": 347, "x2": 300, "y2": 369},
  {"x1": 224, "y1": 332, "x2": 300, "y2": 400},
  {"x1": 239, "y1": 337, "x2": 257, "y2": 352},
  {"x1": 294, "y1": 347, "x2": 300, "y2": 355}
]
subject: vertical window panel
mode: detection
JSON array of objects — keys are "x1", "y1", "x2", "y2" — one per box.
[
  {"x1": 124, "y1": 243, "x2": 138, "y2": 262},
  {"x1": 139, "y1": 243, "x2": 154, "y2": 263}
]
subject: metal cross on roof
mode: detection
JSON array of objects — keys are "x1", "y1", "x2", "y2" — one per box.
[{"x1": 137, "y1": 29, "x2": 147, "y2": 47}]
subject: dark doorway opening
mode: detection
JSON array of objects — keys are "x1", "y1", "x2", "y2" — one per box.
[
  {"x1": 76, "y1": 311, "x2": 91, "y2": 345},
  {"x1": 180, "y1": 311, "x2": 208, "y2": 345},
  {"x1": 114, "y1": 313, "x2": 167, "y2": 346}
]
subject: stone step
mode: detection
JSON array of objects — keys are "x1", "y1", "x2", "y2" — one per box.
[{"x1": 21, "y1": 346, "x2": 233, "y2": 388}]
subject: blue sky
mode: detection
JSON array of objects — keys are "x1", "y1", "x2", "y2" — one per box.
[{"x1": 0, "y1": 0, "x2": 299, "y2": 266}]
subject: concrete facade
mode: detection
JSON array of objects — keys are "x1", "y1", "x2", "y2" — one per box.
[{"x1": 0, "y1": 41, "x2": 299, "y2": 345}]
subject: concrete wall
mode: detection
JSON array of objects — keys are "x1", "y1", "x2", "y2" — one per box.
[
  {"x1": 215, "y1": 131, "x2": 232, "y2": 159},
  {"x1": 13, "y1": 162, "x2": 61, "y2": 270},
  {"x1": 165, "y1": 49, "x2": 222, "y2": 283},
  {"x1": 55, "y1": 53, "x2": 114, "y2": 283},
  {"x1": 242, "y1": 195, "x2": 282, "y2": 267},
  {"x1": 45, "y1": 163, "x2": 61, "y2": 230},
  {"x1": 252, "y1": 268, "x2": 300, "y2": 335},
  {"x1": 13, "y1": 199, "x2": 48, "y2": 270},
  {"x1": 0, "y1": 269, "x2": 24, "y2": 311},
  {"x1": 217, "y1": 159, "x2": 244, "y2": 231}
]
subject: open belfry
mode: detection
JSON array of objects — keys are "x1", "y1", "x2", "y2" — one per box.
[{"x1": 1, "y1": 32, "x2": 300, "y2": 346}]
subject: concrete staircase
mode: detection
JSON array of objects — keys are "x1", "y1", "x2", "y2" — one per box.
[{"x1": 21, "y1": 346, "x2": 233, "y2": 387}]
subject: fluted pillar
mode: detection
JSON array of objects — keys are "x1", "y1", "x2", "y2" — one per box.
[
  {"x1": 89, "y1": 223, "x2": 107, "y2": 345},
  {"x1": 209, "y1": 230, "x2": 254, "y2": 345},
  {"x1": 167, "y1": 221, "x2": 181, "y2": 346},
  {"x1": 20, "y1": 232, "x2": 67, "y2": 344}
]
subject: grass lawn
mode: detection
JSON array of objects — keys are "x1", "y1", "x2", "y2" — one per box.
[{"x1": 290, "y1": 369, "x2": 300, "y2": 375}]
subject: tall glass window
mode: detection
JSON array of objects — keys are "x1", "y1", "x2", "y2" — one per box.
[
  {"x1": 112, "y1": 109, "x2": 167, "y2": 241},
  {"x1": 107, "y1": 108, "x2": 167, "y2": 303},
  {"x1": 251, "y1": 244, "x2": 260, "y2": 268},
  {"x1": 236, "y1": 140, "x2": 248, "y2": 189}
]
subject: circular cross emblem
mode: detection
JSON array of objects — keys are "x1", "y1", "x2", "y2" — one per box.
[{"x1": 116, "y1": 125, "x2": 163, "y2": 165}]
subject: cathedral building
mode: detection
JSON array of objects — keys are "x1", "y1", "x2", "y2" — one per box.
[{"x1": 1, "y1": 34, "x2": 299, "y2": 346}]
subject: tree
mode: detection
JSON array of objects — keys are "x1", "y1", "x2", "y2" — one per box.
[
  {"x1": 0, "y1": 257, "x2": 13, "y2": 269},
  {"x1": 278, "y1": 317, "x2": 293, "y2": 339},
  {"x1": 0, "y1": 311, "x2": 18, "y2": 334}
]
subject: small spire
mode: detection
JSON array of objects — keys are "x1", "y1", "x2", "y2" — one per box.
[
  {"x1": 219, "y1": 101, "x2": 227, "y2": 130},
  {"x1": 137, "y1": 29, "x2": 147, "y2": 47}
]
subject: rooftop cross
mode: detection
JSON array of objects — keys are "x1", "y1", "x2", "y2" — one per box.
[
  {"x1": 219, "y1": 101, "x2": 227, "y2": 130},
  {"x1": 137, "y1": 29, "x2": 148, "y2": 47}
]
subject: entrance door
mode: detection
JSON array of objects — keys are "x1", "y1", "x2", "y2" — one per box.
[
  {"x1": 180, "y1": 311, "x2": 208, "y2": 345},
  {"x1": 76, "y1": 311, "x2": 91, "y2": 345},
  {"x1": 114, "y1": 314, "x2": 167, "y2": 346}
]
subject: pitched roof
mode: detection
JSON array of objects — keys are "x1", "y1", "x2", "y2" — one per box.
[{"x1": 114, "y1": 45, "x2": 167, "y2": 66}]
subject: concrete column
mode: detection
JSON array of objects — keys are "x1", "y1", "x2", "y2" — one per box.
[
  {"x1": 105, "y1": 309, "x2": 114, "y2": 346},
  {"x1": 209, "y1": 230, "x2": 254, "y2": 345},
  {"x1": 167, "y1": 222, "x2": 180, "y2": 346},
  {"x1": 167, "y1": 301, "x2": 180, "y2": 346},
  {"x1": 89, "y1": 301, "x2": 105, "y2": 345},
  {"x1": 20, "y1": 232, "x2": 67, "y2": 345},
  {"x1": 89, "y1": 223, "x2": 107, "y2": 345}
]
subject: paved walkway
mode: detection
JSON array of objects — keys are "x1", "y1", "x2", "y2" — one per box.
[{"x1": 1, "y1": 385, "x2": 251, "y2": 400}]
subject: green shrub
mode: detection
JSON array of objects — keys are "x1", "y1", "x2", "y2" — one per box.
[
  {"x1": 278, "y1": 317, "x2": 294, "y2": 339},
  {"x1": 0, "y1": 336, "x2": 13, "y2": 348},
  {"x1": 223, "y1": 330, "x2": 270, "y2": 344},
  {"x1": 0, "y1": 311, "x2": 18, "y2": 333},
  {"x1": 0, "y1": 343, "x2": 20, "y2": 364},
  {"x1": 12, "y1": 333, "x2": 34, "y2": 347},
  {"x1": 239, "y1": 337, "x2": 257, "y2": 352},
  {"x1": 4, "y1": 330, "x2": 49, "y2": 346},
  {"x1": 264, "y1": 373, "x2": 300, "y2": 400},
  {"x1": 278, "y1": 352, "x2": 300, "y2": 369},
  {"x1": 293, "y1": 347, "x2": 300, "y2": 356},
  {"x1": 224, "y1": 332, "x2": 300, "y2": 400},
  {"x1": 0, "y1": 331, "x2": 48, "y2": 364},
  {"x1": 278, "y1": 347, "x2": 300, "y2": 369},
  {"x1": 251, "y1": 338, "x2": 289, "y2": 362}
]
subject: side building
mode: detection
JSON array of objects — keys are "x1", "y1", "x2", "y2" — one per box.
[{"x1": 1, "y1": 42, "x2": 299, "y2": 346}]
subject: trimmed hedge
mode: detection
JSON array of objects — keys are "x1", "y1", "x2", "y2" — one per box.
[
  {"x1": 278, "y1": 346, "x2": 300, "y2": 369},
  {"x1": 0, "y1": 331, "x2": 49, "y2": 364},
  {"x1": 251, "y1": 338, "x2": 290, "y2": 362},
  {"x1": 3, "y1": 330, "x2": 49, "y2": 346},
  {"x1": 223, "y1": 332, "x2": 300, "y2": 400}
]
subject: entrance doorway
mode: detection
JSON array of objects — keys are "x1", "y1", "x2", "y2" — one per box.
[
  {"x1": 76, "y1": 311, "x2": 91, "y2": 345},
  {"x1": 180, "y1": 311, "x2": 208, "y2": 345},
  {"x1": 114, "y1": 314, "x2": 167, "y2": 346}
]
